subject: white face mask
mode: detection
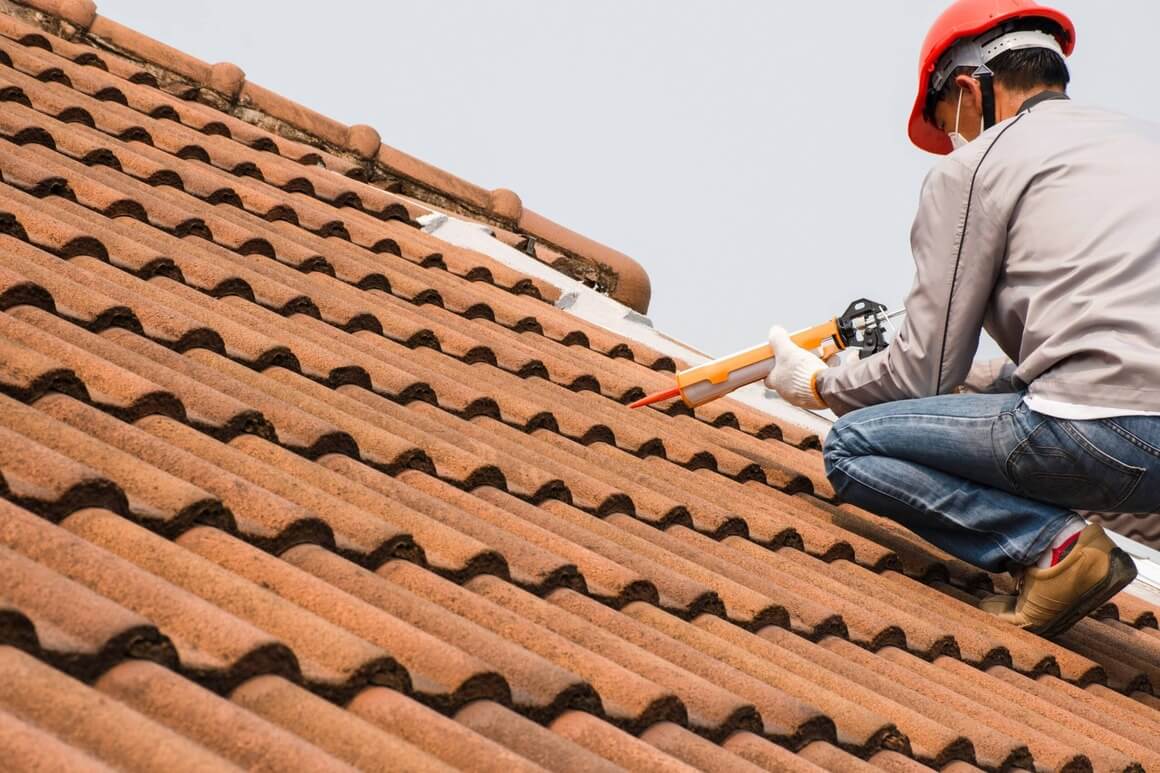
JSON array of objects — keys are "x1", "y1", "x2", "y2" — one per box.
[{"x1": 946, "y1": 87, "x2": 984, "y2": 151}]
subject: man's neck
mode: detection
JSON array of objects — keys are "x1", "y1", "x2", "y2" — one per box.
[{"x1": 997, "y1": 87, "x2": 1066, "y2": 122}]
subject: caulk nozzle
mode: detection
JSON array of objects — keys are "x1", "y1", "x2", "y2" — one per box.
[{"x1": 628, "y1": 386, "x2": 681, "y2": 409}]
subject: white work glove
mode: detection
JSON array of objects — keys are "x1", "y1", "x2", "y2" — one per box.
[{"x1": 764, "y1": 326, "x2": 828, "y2": 410}]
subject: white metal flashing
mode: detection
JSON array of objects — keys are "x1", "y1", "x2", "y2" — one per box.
[
  {"x1": 420, "y1": 211, "x2": 1160, "y2": 606},
  {"x1": 418, "y1": 212, "x2": 834, "y2": 440}
]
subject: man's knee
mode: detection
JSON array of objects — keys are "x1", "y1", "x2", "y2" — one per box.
[
  {"x1": 822, "y1": 415, "x2": 859, "y2": 497},
  {"x1": 823, "y1": 412, "x2": 857, "y2": 472}
]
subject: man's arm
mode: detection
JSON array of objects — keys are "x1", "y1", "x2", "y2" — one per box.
[
  {"x1": 816, "y1": 156, "x2": 1009, "y2": 416},
  {"x1": 961, "y1": 356, "x2": 1019, "y2": 394}
]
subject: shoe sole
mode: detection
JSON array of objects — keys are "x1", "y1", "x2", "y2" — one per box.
[{"x1": 1027, "y1": 548, "x2": 1138, "y2": 639}]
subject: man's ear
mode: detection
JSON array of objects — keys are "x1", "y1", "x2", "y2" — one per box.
[{"x1": 953, "y1": 73, "x2": 984, "y2": 116}]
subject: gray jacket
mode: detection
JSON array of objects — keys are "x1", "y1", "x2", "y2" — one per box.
[{"x1": 818, "y1": 94, "x2": 1160, "y2": 416}]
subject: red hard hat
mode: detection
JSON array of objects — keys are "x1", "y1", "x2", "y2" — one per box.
[{"x1": 909, "y1": 0, "x2": 1075, "y2": 154}]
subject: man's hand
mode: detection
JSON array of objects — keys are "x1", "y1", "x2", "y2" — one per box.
[
  {"x1": 959, "y1": 357, "x2": 1019, "y2": 394},
  {"x1": 764, "y1": 326, "x2": 828, "y2": 410}
]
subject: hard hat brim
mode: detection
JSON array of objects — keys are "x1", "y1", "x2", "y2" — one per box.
[{"x1": 909, "y1": 4, "x2": 1075, "y2": 155}]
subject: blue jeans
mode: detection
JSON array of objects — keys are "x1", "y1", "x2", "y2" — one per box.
[{"x1": 824, "y1": 392, "x2": 1160, "y2": 572}]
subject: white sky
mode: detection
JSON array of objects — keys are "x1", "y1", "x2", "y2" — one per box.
[{"x1": 99, "y1": 1, "x2": 1158, "y2": 358}]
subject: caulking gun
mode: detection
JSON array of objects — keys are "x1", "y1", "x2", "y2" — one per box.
[{"x1": 629, "y1": 299, "x2": 906, "y2": 409}]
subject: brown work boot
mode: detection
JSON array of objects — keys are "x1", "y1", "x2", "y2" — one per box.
[{"x1": 978, "y1": 524, "x2": 1136, "y2": 638}]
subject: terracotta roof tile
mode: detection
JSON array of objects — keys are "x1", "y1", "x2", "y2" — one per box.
[
  {"x1": 537, "y1": 504, "x2": 689, "y2": 605},
  {"x1": 101, "y1": 327, "x2": 355, "y2": 456},
  {"x1": 11, "y1": 306, "x2": 270, "y2": 439},
  {"x1": 725, "y1": 733, "x2": 834, "y2": 772},
  {"x1": 0, "y1": 705, "x2": 116, "y2": 772},
  {"x1": 0, "y1": 423, "x2": 127, "y2": 518},
  {"x1": 38, "y1": 393, "x2": 331, "y2": 549},
  {"x1": 928, "y1": 578, "x2": 1105, "y2": 683},
  {"x1": 0, "y1": 645, "x2": 237, "y2": 770},
  {"x1": 2, "y1": 4, "x2": 1160, "y2": 769},
  {"x1": 549, "y1": 588, "x2": 840, "y2": 749},
  {"x1": 811, "y1": 637, "x2": 1042, "y2": 770},
  {"x1": 869, "y1": 749, "x2": 946, "y2": 773},
  {"x1": 468, "y1": 575, "x2": 760, "y2": 740},
  {"x1": 0, "y1": 261, "x2": 52, "y2": 311},
  {"x1": 76, "y1": 263, "x2": 284, "y2": 362},
  {"x1": 937, "y1": 655, "x2": 1158, "y2": 771},
  {"x1": 743, "y1": 486, "x2": 898, "y2": 564},
  {"x1": 138, "y1": 416, "x2": 416, "y2": 565},
  {"x1": 620, "y1": 519, "x2": 855, "y2": 639},
  {"x1": 381, "y1": 561, "x2": 685, "y2": 732},
  {"x1": 1082, "y1": 681, "x2": 1160, "y2": 739},
  {"x1": 2, "y1": 246, "x2": 221, "y2": 349},
  {"x1": 350, "y1": 687, "x2": 548, "y2": 773},
  {"x1": 1107, "y1": 591, "x2": 1159, "y2": 629},
  {"x1": 0, "y1": 320, "x2": 86, "y2": 400},
  {"x1": 640, "y1": 723, "x2": 768, "y2": 772},
  {"x1": 287, "y1": 544, "x2": 594, "y2": 720},
  {"x1": 456, "y1": 700, "x2": 621, "y2": 773},
  {"x1": 0, "y1": 67, "x2": 147, "y2": 140},
  {"x1": 0, "y1": 501, "x2": 297, "y2": 689},
  {"x1": 1, "y1": 307, "x2": 182, "y2": 420},
  {"x1": 1071, "y1": 617, "x2": 1160, "y2": 683},
  {"x1": 230, "y1": 674, "x2": 455, "y2": 772},
  {"x1": 0, "y1": 237, "x2": 138, "y2": 329},
  {"x1": 695, "y1": 616, "x2": 981, "y2": 768},
  {"x1": 989, "y1": 666, "x2": 1160, "y2": 765},
  {"x1": 468, "y1": 486, "x2": 659, "y2": 606},
  {"x1": 533, "y1": 433, "x2": 756, "y2": 535},
  {"x1": 1, "y1": 392, "x2": 224, "y2": 531},
  {"x1": 798, "y1": 741, "x2": 884, "y2": 771},
  {"x1": 876, "y1": 645, "x2": 1120, "y2": 771},
  {"x1": 620, "y1": 601, "x2": 896, "y2": 755},
  {"x1": 179, "y1": 525, "x2": 509, "y2": 712},
  {"x1": 821, "y1": 636, "x2": 1071, "y2": 770},
  {"x1": 63, "y1": 508, "x2": 405, "y2": 700},
  {"x1": 549, "y1": 709, "x2": 698, "y2": 772},
  {"x1": 1057, "y1": 626, "x2": 1155, "y2": 694},
  {"x1": 0, "y1": 544, "x2": 173, "y2": 677},
  {"x1": 95, "y1": 659, "x2": 355, "y2": 772},
  {"x1": 939, "y1": 763, "x2": 989, "y2": 773},
  {"x1": 235, "y1": 437, "x2": 501, "y2": 579},
  {"x1": 185, "y1": 355, "x2": 433, "y2": 475},
  {"x1": 315, "y1": 454, "x2": 573, "y2": 587}
]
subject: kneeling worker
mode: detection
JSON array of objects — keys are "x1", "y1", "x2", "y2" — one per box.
[{"x1": 765, "y1": 0, "x2": 1154, "y2": 637}]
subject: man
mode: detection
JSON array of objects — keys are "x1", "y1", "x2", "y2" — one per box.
[{"x1": 765, "y1": 0, "x2": 1158, "y2": 638}]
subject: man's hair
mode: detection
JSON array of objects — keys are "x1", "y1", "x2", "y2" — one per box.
[{"x1": 924, "y1": 20, "x2": 1070, "y2": 122}]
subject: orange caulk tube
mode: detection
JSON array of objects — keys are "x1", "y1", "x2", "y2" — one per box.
[{"x1": 629, "y1": 319, "x2": 842, "y2": 409}]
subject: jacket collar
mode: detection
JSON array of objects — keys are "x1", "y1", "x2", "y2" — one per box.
[{"x1": 1018, "y1": 90, "x2": 1070, "y2": 114}]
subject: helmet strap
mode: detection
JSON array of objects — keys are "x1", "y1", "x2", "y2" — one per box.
[{"x1": 974, "y1": 64, "x2": 997, "y2": 130}]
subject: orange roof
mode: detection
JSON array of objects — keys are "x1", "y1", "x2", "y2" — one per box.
[{"x1": 0, "y1": 1, "x2": 1158, "y2": 770}]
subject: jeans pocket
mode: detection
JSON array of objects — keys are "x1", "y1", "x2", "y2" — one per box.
[{"x1": 1005, "y1": 419, "x2": 1145, "y2": 511}]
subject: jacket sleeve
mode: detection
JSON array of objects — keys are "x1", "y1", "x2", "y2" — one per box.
[{"x1": 816, "y1": 156, "x2": 1008, "y2": 416}]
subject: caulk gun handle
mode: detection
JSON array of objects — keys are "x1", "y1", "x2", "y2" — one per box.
[
  {"x1": 792, "y1": 318, "x2": 842, "y2": 351},
  {"x1": 676, "y1": 322, "x2": 839, "y2": 408}
]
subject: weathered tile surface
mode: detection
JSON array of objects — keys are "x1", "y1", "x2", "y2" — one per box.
[{"x1": 0, "y1": 3, "x2": 1157, "y2": 771}]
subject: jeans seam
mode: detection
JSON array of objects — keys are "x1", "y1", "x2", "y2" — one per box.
[
  {"x1": 842, "y1": 412, "x2": 1005, "y2": 428},
  {"x1": 991, "y1": 406, "x2": 1021, "y2": 490},
  {"x1": 1058, "y1": 420, "x2": 1146, "y2": 474},
  {"x1": 1101, "y1": 418, "x2": 1160, "y2": 459},
  {"x1": 1057, "y1": 421, "x2": 1146, "y2": 510},
  {"x1": 839, "y1": 413, "x2": 1002, "y2": 463},
  {"x1": 1002, "y1": 413, "x2": 1048, "y2": 496},
  {"x1": 830, "y1": 457, "x2": 1021, "y2": 565}
]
